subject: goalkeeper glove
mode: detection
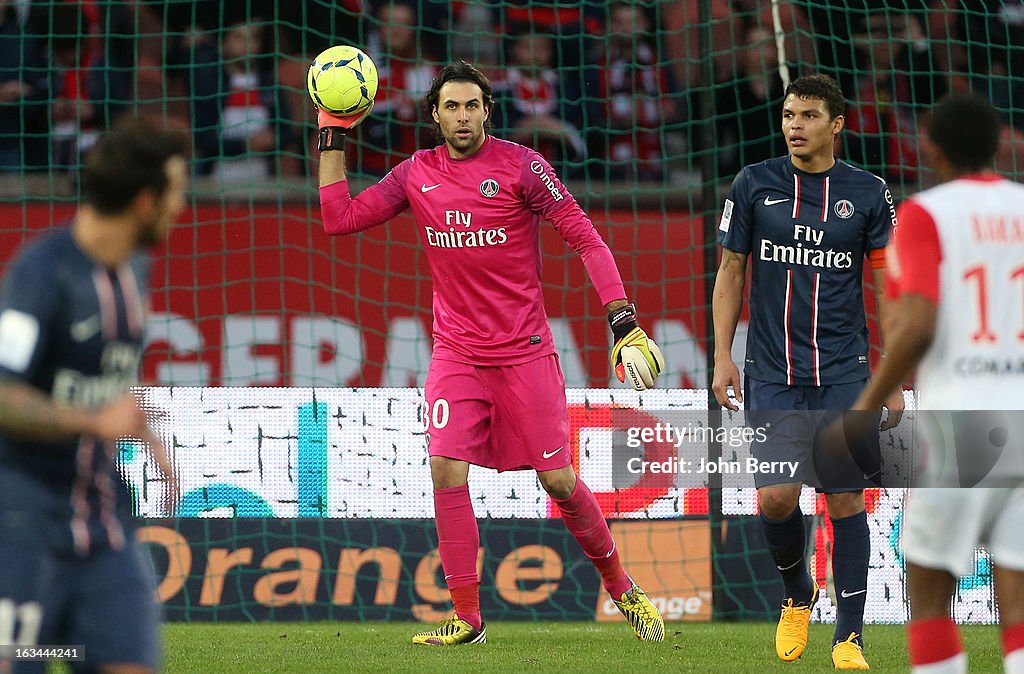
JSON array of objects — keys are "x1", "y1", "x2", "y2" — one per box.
[
  {"x1": 608, "y1": 303, "x2": 665, "y2": 391},
  {"x1": 316, "y1": 103, "x2": 374, "y2": 151}
]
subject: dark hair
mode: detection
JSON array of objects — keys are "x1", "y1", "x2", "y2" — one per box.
[
  {"x1": 927, "y1": 93, "x2": 1001, "y2": 172},
  {"x1": 81, "y1": 118, "x2": 187, "y2": 215},
  {"x1": 424, "y1": 61, "x2": 494, "y2": 140},
  {"x1": 785, "y1": 74, "x2": 846, "y2": 120}
]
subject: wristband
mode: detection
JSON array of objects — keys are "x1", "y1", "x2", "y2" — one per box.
[
  {"x1": 318, "y1": 127, "x2": 346, "y2": 152},
  {"x1": 607, "y1": 303, "x2": 639, "y2": 341}
]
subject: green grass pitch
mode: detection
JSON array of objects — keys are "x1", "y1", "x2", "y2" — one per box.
[{"x1": 153, "y1": 622, "x2": 1004, "y2": 673}]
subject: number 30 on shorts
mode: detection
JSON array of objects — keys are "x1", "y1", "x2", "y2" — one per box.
[{"x1": 424, "y1": 398, "x2": 450, "y2": 430}]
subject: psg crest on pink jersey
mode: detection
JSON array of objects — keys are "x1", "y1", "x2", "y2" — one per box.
[
  {"x1": 479, "y1": 178, "x2": 500, "y2": 198},
  {"x1": 834, "y1": 199, "x2": 855, "y2": 219}
]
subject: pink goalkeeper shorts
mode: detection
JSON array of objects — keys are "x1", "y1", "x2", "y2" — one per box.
[{"x1": 424, "y1": 354, "x2": 572, "y2": 472}]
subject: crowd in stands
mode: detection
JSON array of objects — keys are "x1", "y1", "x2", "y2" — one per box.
[{"x1": 0, "y1": 0, "x2": 1019, "y2": 187}]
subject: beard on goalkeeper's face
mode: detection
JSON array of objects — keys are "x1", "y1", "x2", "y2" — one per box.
[{"x1": 444, "y1": 126, "x2": 484, "y2": 153}]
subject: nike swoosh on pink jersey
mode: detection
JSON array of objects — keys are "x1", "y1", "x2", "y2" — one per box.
[{"x1": 542, "y1": 445, "x2": 564, "y2": 459}]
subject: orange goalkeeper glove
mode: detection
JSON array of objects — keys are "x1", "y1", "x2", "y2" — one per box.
[
  {"x1": 316, "y1": 103, "x2": 374, "y2": 151},
  {"x1": 608, "y1": 303, "x2": 665, "y2": 391}
]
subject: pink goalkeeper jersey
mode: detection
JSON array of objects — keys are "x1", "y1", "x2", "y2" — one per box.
[{"x1": 320, "y1": 135, "x2": 626, "y2": 365}]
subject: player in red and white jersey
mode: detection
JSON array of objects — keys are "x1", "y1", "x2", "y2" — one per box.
[
  {"x1": 881, "y1": 147, "x2": 1024, "y2": 411},
  {"x1": 853, "y1": 94, "x2": 1024, "y2": 674},
  {"x1": 315, "y1": 61, "x2": 666, "y2": 645}
]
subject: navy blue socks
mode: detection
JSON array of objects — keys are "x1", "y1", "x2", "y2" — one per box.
[
  {"x1": 760, "y1": 507, "x2": 816, "y2": 605},
  {"x1": 831, "y1": 510, "x2": 870, "y2": 646}
]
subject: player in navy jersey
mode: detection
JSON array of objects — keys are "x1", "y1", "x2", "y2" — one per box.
[
  {"x1": 0, "y1": 119, "x2": 185, "y2": 673},
  {"x1": 315, "y1": 61, "x2": 666, "y2": 646},
  {"x1": 711, "y1": 74, "x2": 904, "y2": 669}
]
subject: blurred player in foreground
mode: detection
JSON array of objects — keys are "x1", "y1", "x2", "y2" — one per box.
[
  {"x1": 712, "y1": 74, "x2": 903, "y2": 670},
  {"x1": 851, "y1": 94, "x2": 1024, "y2": 674},
  {"x1": 0, "y1": 119, "x2": 185, "y2": 673},
  {"x1": 316, "y1": 61, "x2": 666, "y2": 645}
]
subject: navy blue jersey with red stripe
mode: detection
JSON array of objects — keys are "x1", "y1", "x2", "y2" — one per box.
[
  {"x1": 718, "y1": 157, "x2": 895, "y2": 386},
  {"x1": 0, "y1": 227, "x2": 149, "y2": 555}
]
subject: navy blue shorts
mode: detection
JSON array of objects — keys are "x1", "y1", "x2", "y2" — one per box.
[
  {"x1": 0, "y1": 469, "x2": 160, "y2": 674},
  {"x1": 744, "y1": 376, "x2": 879, "y2": 492}
]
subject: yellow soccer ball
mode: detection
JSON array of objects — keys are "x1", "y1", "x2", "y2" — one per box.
[{"x1": 307, "y1": 45, "x2": 379, "y2": 115}]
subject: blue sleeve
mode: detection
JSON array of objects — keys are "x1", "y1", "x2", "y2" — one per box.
[
  {"x1": 867, "y1": 180, "x2": 896, "y2": 251},
  {"x1": 0, "y1": 247, "x2": 60, "y2": 381},
  {"x1": 717, "y1": 168, "x2": 754, "y2": 254}
]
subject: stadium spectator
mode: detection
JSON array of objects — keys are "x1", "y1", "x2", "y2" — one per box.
[
  {"x1": 668, "y1": 2, "x2": 814, "y2": 181},
  {"x1": 0, "y1": 0, "x2": 48, "y2": 172},
  {"x1": 44, "y1": 2, "x2": 132, "y2": 173},
  {"x1": 357, "y1": 1, "x2": 439, "y2": 176},
  {"x1": 490, "y1": 0, "x2": 601, "y2": 137},
  {"x1": 714, "y1": 23, "x2": 791, "y2": 179},
  {"x1": 127, "y1": 2, "x2": 190, "y2": 133},
  {"x1": 592, "y1": 2, "x2": 677, "y2": 182},
  {"x1": 449, "y1": 3, "x2": 501, "y2": 77},
  {"x1": 712, "y1": 74, "x2": 903, "y2": 670},
  {"x1": 0, "y1": 118, "x2": 183, "y2": 673},
  {"x1": 928, "y1": 0, "x2": 1024, "y2": 131},
  {"x1": 188, "y1": 20, "x2": 296, "y2": 181},
  {"x1": 315, "y1": 61, "x2": 667, "y2": 646},
  {"x1": 802, "y1": 2, "x2": 923, "y2": 84},
  {"x1": 661, "y1": 0, "x2": 732, "y2": 94},
  {"x1": 498, "y1": 0, "x2": 603, "y2": 71},
  {"x1": 663, "y1": 1, "x2": 812, "y2": 131},
  {"x1": 493, "y1": 30, "x2": 586, "y2": 174},
  {"x1": 848, "y1": 93, "x2": 1024, "y2": 674},
  {"x1": 839, "y1": 12, "x2": 947, "y2": 187}
]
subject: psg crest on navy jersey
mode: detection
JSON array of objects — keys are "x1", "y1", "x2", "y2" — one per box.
[
  {"x1": 834, "y1": 199, "x2": 855, "y2": 219},
  {"x1": 479, "y1": 178, "x2": 500, "y2": 198}
]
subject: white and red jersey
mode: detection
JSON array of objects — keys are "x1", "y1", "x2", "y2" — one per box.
[
  {"x1": 888, "y1": 174, "x2": 1024, "y2": 409},
  {"x1": 320, "y1": 136, "x2": 626, "y2": 365}
]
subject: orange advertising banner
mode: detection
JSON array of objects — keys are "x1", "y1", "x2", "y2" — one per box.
[{"x1": 595, "y1": 520, "x2": 712, "y2": 623}]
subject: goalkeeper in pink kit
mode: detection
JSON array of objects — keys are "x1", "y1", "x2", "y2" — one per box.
[{"x1": 316, "y1": 61, "x2": 666, "y2": 645}]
